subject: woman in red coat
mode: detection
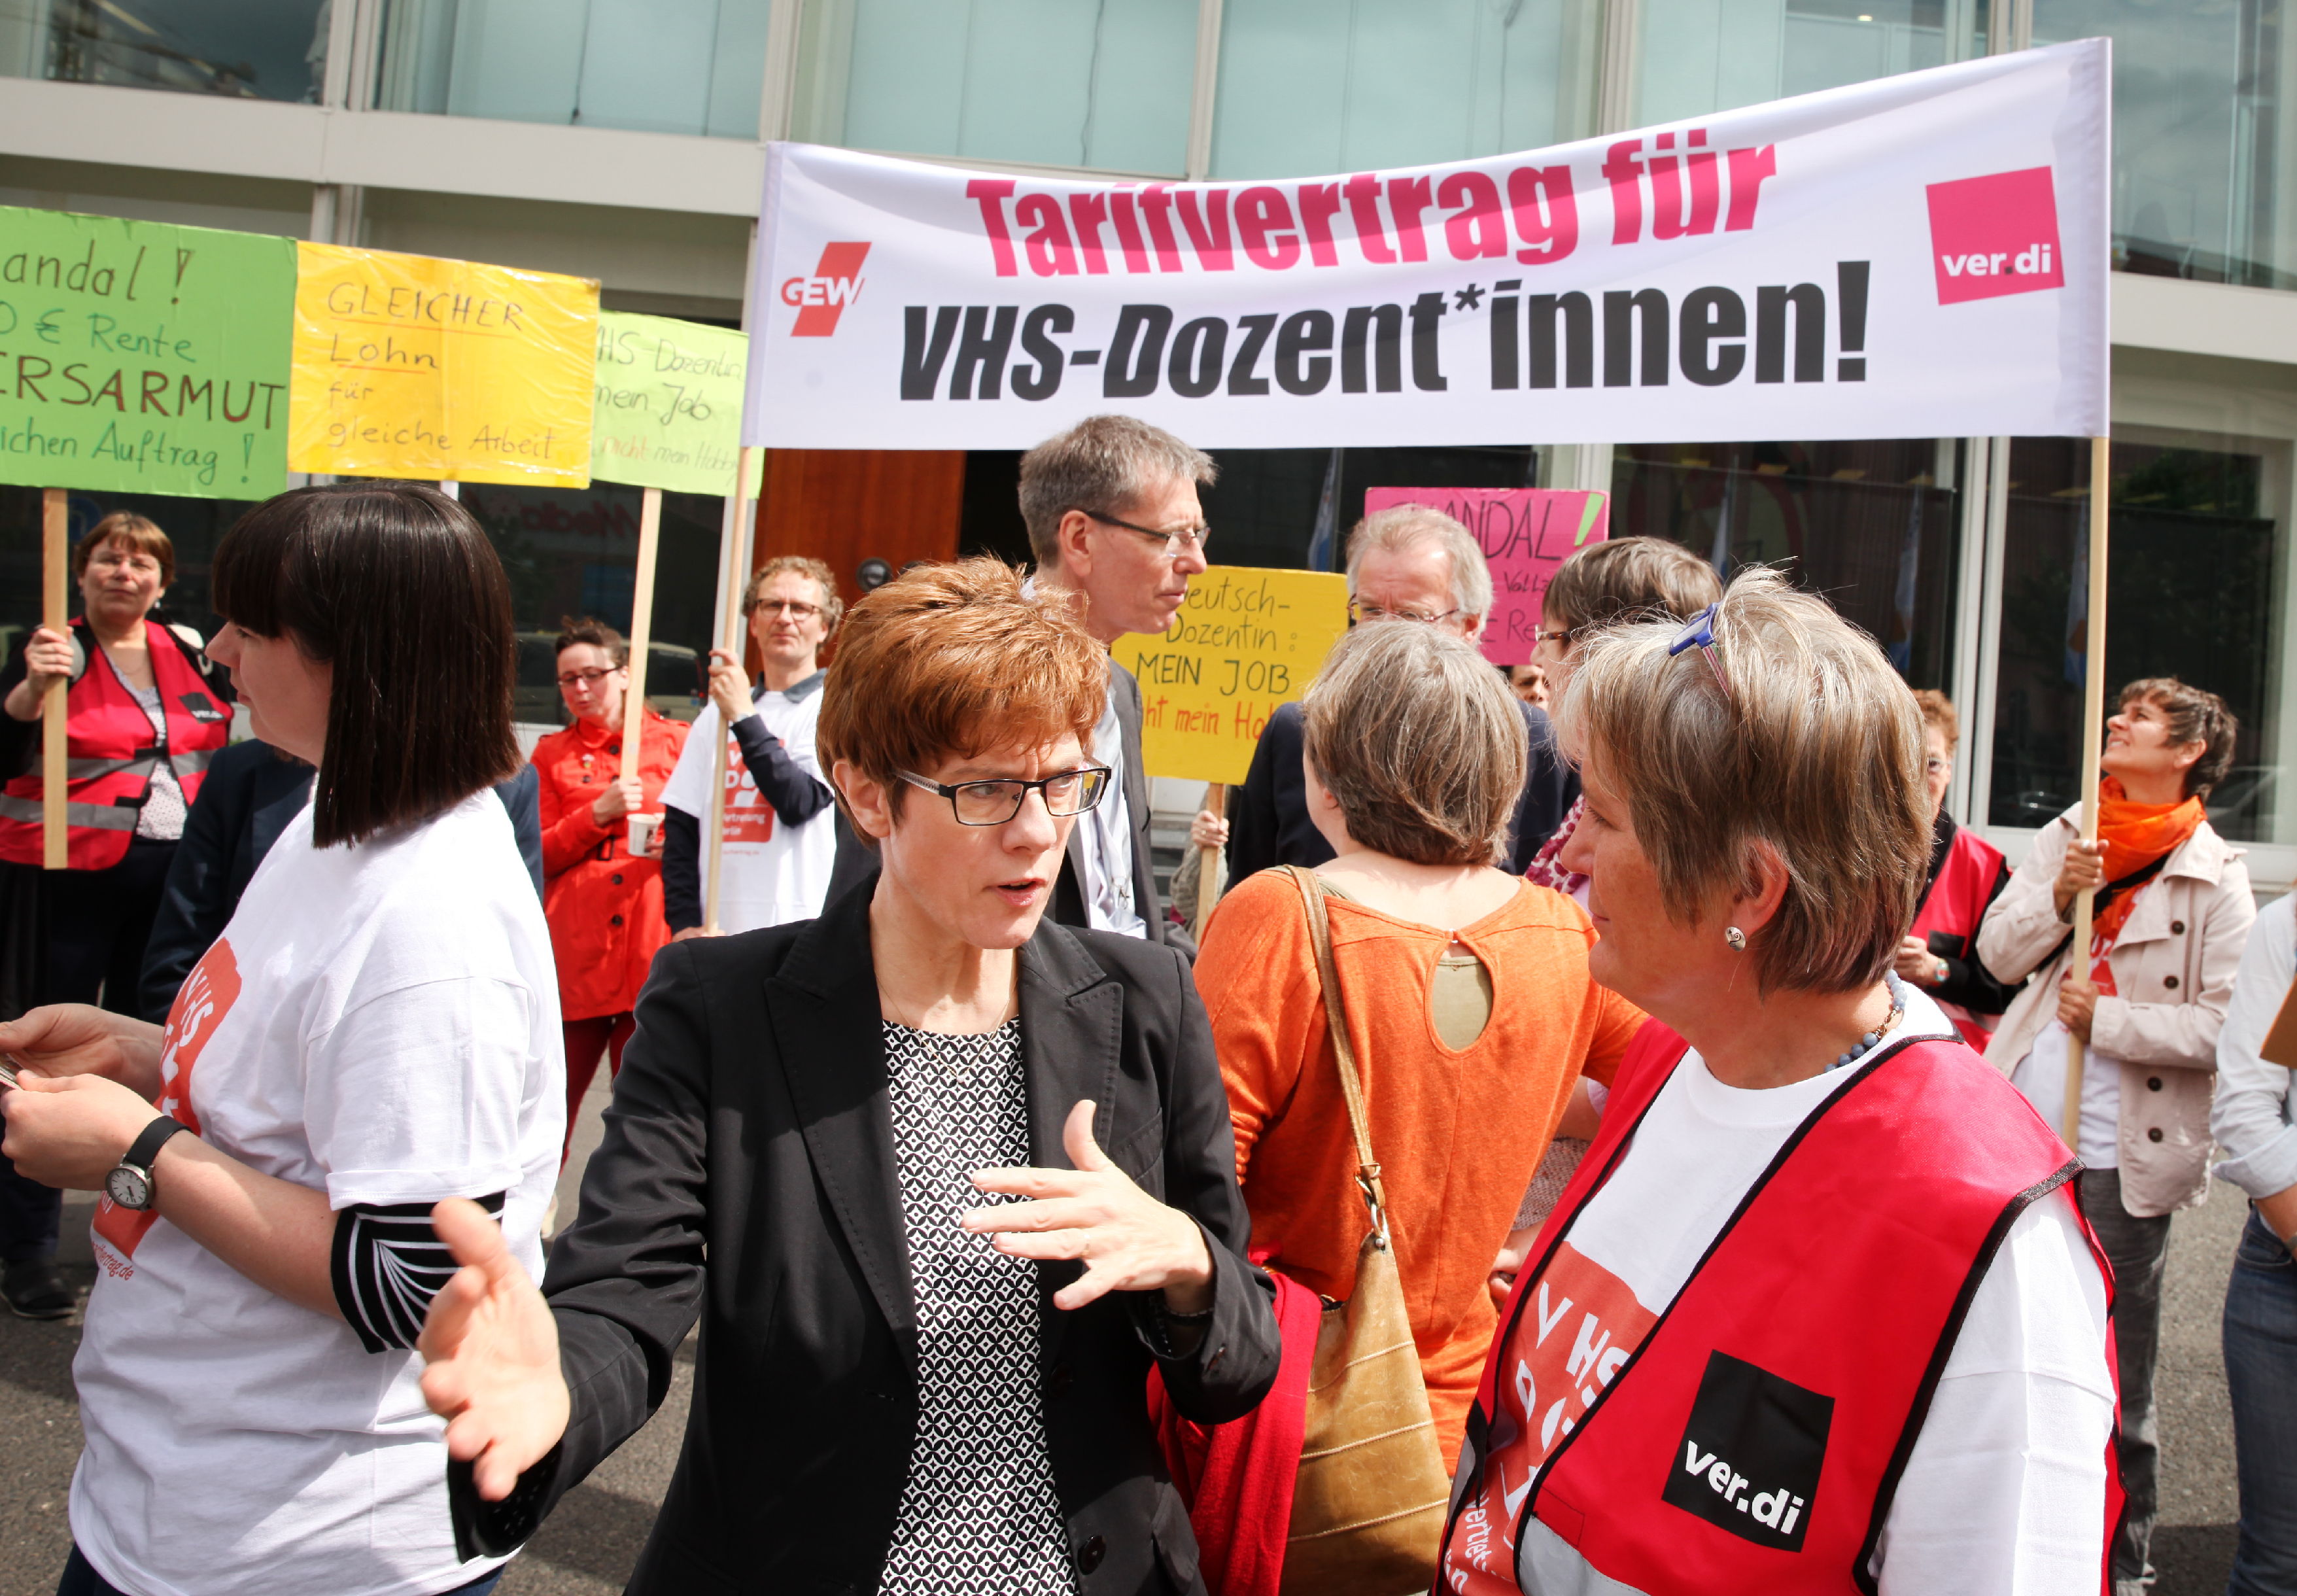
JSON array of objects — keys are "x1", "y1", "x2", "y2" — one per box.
[{"x1": 530, "y1": 617, "x2": 688, "y2": 1162}]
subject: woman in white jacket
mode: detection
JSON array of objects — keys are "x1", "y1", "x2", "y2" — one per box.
[{"x1": 1977, "y1": 676, "x2": 2252, "y2": 1596}]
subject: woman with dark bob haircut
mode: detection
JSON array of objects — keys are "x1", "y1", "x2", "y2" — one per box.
[
  {"x1": 0, "y1": 483, "x2": 562, "y2": 1596},
  {"x1": 415, "y1": 557, "x2": 1280, "y2": 1595},
  {"x1": 1441, "y1": 569, "x2": 2118, "y2": 1595}
]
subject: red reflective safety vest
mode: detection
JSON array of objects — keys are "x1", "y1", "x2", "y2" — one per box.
[
  {"x1": 1910, "y1": 821, "x2": 2011, "y2": 1050},
  {"x1": 1443, "y1": 1020, "x2": 2121, "y2": 1596},
  {"x1": 0, "y1": 619, "x2": 232, "y2": 871}
]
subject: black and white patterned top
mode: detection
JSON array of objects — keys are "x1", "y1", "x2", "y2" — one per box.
[{"x1": 878, "y1": 1018, "x2": 1076, "y2": 1596}]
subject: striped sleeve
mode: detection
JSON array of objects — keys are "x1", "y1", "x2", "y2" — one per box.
[{"x1": 330, "y1": 1192, "x2": 506, "y2": 1354}]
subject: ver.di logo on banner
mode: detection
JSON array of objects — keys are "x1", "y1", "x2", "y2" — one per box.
[{"x1": 1925, "y1": 167, "x2": 2066, "y2": 305}]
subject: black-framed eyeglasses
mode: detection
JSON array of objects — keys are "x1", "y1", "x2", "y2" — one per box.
[
  {"x1": 1667, "y1": 602, "x2": 1733, "y2": 703},
  {"x1": 556, "y1": 667, "x2": 621, "y2": 688},
  {"x1": 1349, "y1": 598, "x2": 1464, "y2": 627},
  {"x1": 897, "y1": 765, "x2": 1113, "y2": 826},
  {"x1": 1083, "y1": 510, "x2": 1211, "y2": 559}
]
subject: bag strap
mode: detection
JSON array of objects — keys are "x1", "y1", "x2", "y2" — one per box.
[{"x1": 1285, "y1": 865, "x2": 1393, "y2": 1243}]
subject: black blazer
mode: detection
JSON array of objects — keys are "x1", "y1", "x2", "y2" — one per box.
[
  {"x1": 1226, "y1": 695, "x2": 1579, "y2": 881},
  {"x1": 489, "y1": 875, "x2": 1281, "y2": 1595},
  {"x1": 830, "y1": 659, "x2": 1188, "y2": 954},
  {"x1": 137, "y1": 746, "x2": 545, "y2": 1022}
]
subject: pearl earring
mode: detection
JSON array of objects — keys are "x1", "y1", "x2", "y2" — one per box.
[{"x1": 1725, "y1": 927, "x2": 1748, "y2": 951}]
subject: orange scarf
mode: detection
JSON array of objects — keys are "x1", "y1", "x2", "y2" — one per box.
[{"x1": 2085, "y1": 776, "x2": 2205, "y2": 992}]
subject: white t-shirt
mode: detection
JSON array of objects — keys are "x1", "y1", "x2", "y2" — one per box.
[
  {"x1": 661, "y1": 680, "x2": 836, "y2": 933},
  {"x1": 2011, "y1": 1023, "x2": 2123, "y2": 1169},
  {"x1": 72, "y1": 791, "x2": 564, "y2": 1596},
  {"x1": 1074, "y1": 668, "x2": 1145, "y2": 937},
  {"x1": 1457, "y1": 988, "x2": 2115, "y2": 1596}
]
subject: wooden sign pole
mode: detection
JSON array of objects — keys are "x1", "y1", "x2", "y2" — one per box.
[
  {"x1": 2063, "y1": 437, "x2": 2111, "y2": 1148},
  {"x1": 1195, "y1": 782, "x2": 1225, "y2": 929},
  {"x1": 41, "y1": 488, "x2": 67, "y2": 869},
  {"x1": 618, "y1": 487, "x2": 663, "y2": 783},
  {"x1": 702, "y1": 448, "x2": 759, "y2": 934}
]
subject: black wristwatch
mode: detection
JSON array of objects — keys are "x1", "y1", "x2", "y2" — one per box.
[{"x1": 105, "y1": 1116, "x2": 189, "y2": 1211}]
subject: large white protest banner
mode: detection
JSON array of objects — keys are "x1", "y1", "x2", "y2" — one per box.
[{"x1": 742, "y1": 40, "x2": 2106, "y2": 451}]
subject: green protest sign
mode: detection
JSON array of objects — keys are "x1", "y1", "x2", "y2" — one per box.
[
  {"x1": 591, "y1": 311, "x2": 761, "y2": 496},
  {"x1": 0, "y1": 207, "x2": 295, "y2": 497}
]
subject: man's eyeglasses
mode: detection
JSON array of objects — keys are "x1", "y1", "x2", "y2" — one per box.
[
  {"x1": 897, "y1": 766, "x2": 1113, "y2": 826},
  {"x1": 1084, "y1": 511, "x2": 1211, "y2": 559},
  {"x1": 751, "y1": 598, "x2": 823, "y2": 619},
  {"x1": 1350, "y1": 599, "x2": 1465, "y2": 627},
  {"x1": 1667, "y1": 602, "x2": 1733, "y2": 703},
  {"x1": 556, "y1": 667, "x2": 621, "y2": 689}
]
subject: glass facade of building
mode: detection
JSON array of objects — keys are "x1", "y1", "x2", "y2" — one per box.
[
  {"x1": 791, "y1": 0, "x2": 1197, "y2": 173},
  {"x1": 0, "y1": 0, "x2": 331, "y2": 101},
  {"x1": 371, "y1": 0, "x2": 773, "y2": 139},
  {"x1": 1209, "y1": 0, "x2": 1597, "y2": 178}
]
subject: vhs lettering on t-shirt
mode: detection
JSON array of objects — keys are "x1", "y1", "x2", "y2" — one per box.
[{"x1": 94, "y1": 938, "x2": 237, "y2": 1272}]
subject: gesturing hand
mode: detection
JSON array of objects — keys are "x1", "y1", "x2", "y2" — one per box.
[
  {"x1": 964, "y1": 1099, "x2": 1215, "y2": 1315},
  {"x1": 419, "y1": 1198, "x2": 570, "y2": 1502}
]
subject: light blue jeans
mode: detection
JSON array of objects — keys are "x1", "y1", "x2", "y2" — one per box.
[{"x1": 2224, "y1": 1207, "x2": 2297, "y2": 1596}]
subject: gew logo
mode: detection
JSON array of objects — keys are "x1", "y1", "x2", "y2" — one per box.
[{"x1": 783, "y1": 243, "x2": 871, "y2": 336}]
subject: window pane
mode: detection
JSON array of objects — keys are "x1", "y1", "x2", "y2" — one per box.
[
  {"x1": 3, "y1": 0, "x2": 330, "y2": 102},
  {"x1": 1988, "y1": 435, "x2": 2284, "y2": 840},
  {"x1": 1609, "y1": 438, "x2": 1963, "y2": 688},
  {"x1": 1211, "y1": 0, "x2": 1597, "y2": 179},
  {"x1": 1635, "y1": 0, "x2": 1981, "y2": 125},
  {"x1": 457, "y1": 481, "x2": 725, "y2": 725},
  {"x1": 2031, "y1": 0, "x2": 2288, "y2": 288},
  {"x1": 792, "y1": 0, "x2": 1196, "y2": 174},
  {"x1": 373, "y1": 0, "x2": 770, "y2": 139}
]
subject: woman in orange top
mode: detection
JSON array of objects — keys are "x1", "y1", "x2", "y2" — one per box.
[
  {"x1": 1196, "y1": 621, "x2": 1645, "y2": 1461},
  {"x1": 530, "y1": 617, "x2": 689, "y2": 1162}
]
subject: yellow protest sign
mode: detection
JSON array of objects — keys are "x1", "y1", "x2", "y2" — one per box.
[
  {"x1": 288, "y1": 242, "x2": 598, "y2": 486},
  {"x1": 1113, "y1": 567, "x2": 1349, "y2": 786}
]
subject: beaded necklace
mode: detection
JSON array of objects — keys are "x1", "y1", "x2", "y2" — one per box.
[{"x1": 1831, "y1": 970, "x2": 1912, "y2": 1071}]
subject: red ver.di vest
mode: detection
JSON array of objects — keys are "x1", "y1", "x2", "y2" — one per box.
[
  {"x1": 1442, "y1": 1021, "x2": 2122, "y2": 1595},
  {"x1": 1910, "y1": 823, "x2": 2011, "y2": 1050},
  {"x1": 0, "y1": 618, "x2": 232, "y2": 869}
]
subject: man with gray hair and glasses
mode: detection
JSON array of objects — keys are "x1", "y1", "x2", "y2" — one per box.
[
  {"x1": 1010, "y1": 414, "x2": 1214, "y2": 951},
  {"x1": 823, "y1": 415, "x2": 1213, "y2": 949},
  {"x1": 1225, "y1": 503, "x2": 1577, "y2": 882}
]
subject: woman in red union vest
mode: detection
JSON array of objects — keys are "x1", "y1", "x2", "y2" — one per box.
[
  {"x1": 0, "y1": 513, "x2": 231, "y2": 1321},
  {"x1": 1441, "y1": 570, "x2": 2118, "y2": 1596},
  {"x1": 1891, "y1": 689, "x2": 2020, "y2": 1050}
]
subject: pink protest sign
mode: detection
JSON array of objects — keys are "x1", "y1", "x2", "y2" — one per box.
[{"x1": 1359, "y1": 487, "x2": 1610, "y2": 666}]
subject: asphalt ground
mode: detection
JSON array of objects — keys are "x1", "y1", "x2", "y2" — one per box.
[{"x1": 0, "y1": 1075, "x2": 2262, "y2": 1596}]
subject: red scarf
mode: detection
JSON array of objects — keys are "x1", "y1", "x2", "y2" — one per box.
[{"x1": 2085, "y1": 776, "x2": 2205, "y2": 993}]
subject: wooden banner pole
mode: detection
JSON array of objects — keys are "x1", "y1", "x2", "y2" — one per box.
[
  {"x1": 41, "y1": 488, "x2": 67, "y2": 870},
  {"x1": 1194, "y1": 782, "x2": 1225, "y2": 929},
  {"x1": 702, "y1": 449, "x2": 758, "y2": 933},
  {"x1": 2063, "y1": 436, "x2": 2111, "y2": 1149},
  {"x1": 618, "y1": 486, "x2": 663, "y2": 801}
]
